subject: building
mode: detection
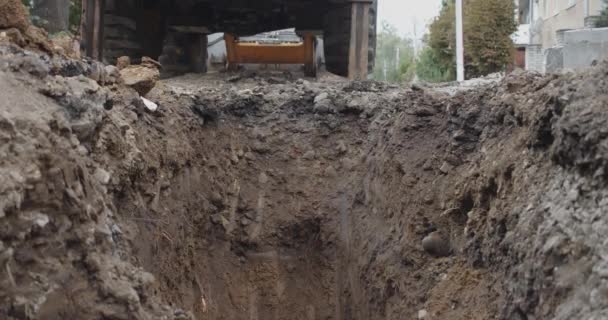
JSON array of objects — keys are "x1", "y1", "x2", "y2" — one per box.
[{"x1": 514, "y1": 0, "x2": 605, "y2": 72}]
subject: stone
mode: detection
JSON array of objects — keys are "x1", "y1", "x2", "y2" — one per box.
[
  {"x1": 103, "y1": 65, "x2": 121, "y2": 84},
  {"x1": 141, "y1": 56, "x2": 162, "y2": 69},
  {"x1": 422, "y1": 231, "x2": 451, "y2": 257},
  {"x1": 314, "y1": 92, "x2": 329, "y2": 104},
  {"x1": 259, "y1": 172, "x2": 269, "y2": 184},
  {"x1": 210, "y1": 214, "x2": 222, "y2": 224},
  {"x1": 120, "y1": 62, "x2": 160, "y2": 96},
  {"x1": 19, "y1": 211, "x2": 50, "y2": 229},
  {"x1": 336, "y1": 140, "x2": 348, "y2": 155},
  {"x1": 9, "y1": 55, "x2": 50, "y2": 78},
  {"x1": 422, "y1": 160, "x2": 433, "y2": 171},
  {"x1": 303, "y1": 150, "x2": 316, "y2": 160},
  {"x1": 324, "y1": 165, "x2": 337, "y2": 177},
  {"x1": 94, "y1": 168, "x2": 111, "y2": 185},
  {"x1": 439, "y1": 161, "x2": 453, "y2": 174},
  {"x1": 116, "y1": 56, "x2": 131, "y2": 70},
  {"x1": 418, "y1": 309, "x2": 428, "y2": 319}
]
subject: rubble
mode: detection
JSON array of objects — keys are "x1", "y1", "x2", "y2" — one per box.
[{"x1": 119, "y1": 56, "x2": 161, "y2": 95}]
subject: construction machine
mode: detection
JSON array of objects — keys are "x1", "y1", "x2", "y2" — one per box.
[{"x1": 80, "y1": 0, "x2": 377, "y2": 79}]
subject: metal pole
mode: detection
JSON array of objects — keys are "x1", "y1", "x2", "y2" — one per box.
[{"x1": 455, "y1": 0, "x2": 465, "y2": 82}]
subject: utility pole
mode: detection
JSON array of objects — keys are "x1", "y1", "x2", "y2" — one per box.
[
  {"x1": 396, "y1": 46, "x2": 400, "y2": 72},
  {"x1": 383, "y1": 59, "x2": 387, "y2": 81},
  {"x1": 455, "y1": 0, "x2": 465, "y2": 82}
]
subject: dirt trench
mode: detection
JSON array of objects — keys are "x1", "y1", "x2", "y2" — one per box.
[{"x1": 2, "y1": 33, "x2": 608, "y2": 320}]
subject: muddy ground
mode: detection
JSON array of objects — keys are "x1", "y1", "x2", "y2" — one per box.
[{"x1": 2, "y1": 20, "x2": 608, "y2": 320}]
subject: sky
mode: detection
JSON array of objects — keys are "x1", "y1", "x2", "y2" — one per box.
[{"x1": 377, "y1": 0, "x2": 443, "y2": 40}]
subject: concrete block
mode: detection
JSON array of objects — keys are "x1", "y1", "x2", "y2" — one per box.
[
  {"x1": 545, "y1": 47, "x2": 564, "y2": 73},
  {"x1": 564, "y1": 28, "x2": 608, "y2": 45},
  {"x1": 563, "y1": 42, "x2": 608, "y2": 69}
]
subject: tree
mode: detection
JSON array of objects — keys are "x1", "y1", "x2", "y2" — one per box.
[
  {"x1": 423, "y1": 0, "x2": 516, "y2": 79},
  {"x1": 30, "y1": 0, "x2": 70, "y2": 33},
  {"x1": 416, "y1": 46, "x2": 454, "y2": 82},
  {"x1": 595, "y1": 0, "x2": 608, "y2": 27},
  {"x1": 373, "y1": 21, "x2": 416, "y2": 83}
]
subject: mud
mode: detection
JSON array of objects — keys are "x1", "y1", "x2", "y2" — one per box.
[{"x1": 2, "y1": 29, "x2": 608, "y2": 320}]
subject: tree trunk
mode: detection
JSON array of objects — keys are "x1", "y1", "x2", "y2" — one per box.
[{"x1": 32, "y1": 0, "x2": 70, "y2": 33}]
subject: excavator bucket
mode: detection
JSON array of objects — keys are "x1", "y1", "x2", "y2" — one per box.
[{"x1": 224, "y1": 32, "x2": 317, "y2": 77}]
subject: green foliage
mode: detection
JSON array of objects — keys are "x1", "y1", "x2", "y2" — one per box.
[
  {"x1": 69, "y1": 0, "x2": 81, "y2": 32},
  {"x1": 424, "y1": 0, "x2": 517, "y2": 79},
  {"x1": 424, "y1": 3, "x2": 457, "y2": 81},
  {"x1": 416, "y1": 46, "x2": 454, "y2": 82},
  {"x1": 373, "y1": 21, "x2": 416, "y2": 83},
  {"x1": 22, "y1": 0, "x2": 81, "y2": 34},
  {"x1": 595, "y1": 0, "x2": 608, "y2": 27}
]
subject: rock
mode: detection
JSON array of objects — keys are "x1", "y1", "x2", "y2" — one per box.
[
  {"x1": 192, "y1": 105, "x2": 219, "y2": 123},
  {"x1": 411, "y1": 83, "x2": 424, "y2": 91},
  {"x1": 141, "y1": 97, "x2": 158, "y2": 112},
  {"x1": 103, "y1": 65, "x2": 121, "y2": 84},
  {"x1": 314, "y1": 92, "x2": 329, "y2": 104},
  {"x1": 439, "y1": 161, "x2": 453, "y2": 174},
  {"x1": 227, "y1": 75, "x2": 241, "y2": 83},
  {"x1": 20, "y1": 211, "x2": 50, "y2": 229},
  {"x1": 0, "y1": 28, "x2": 25, "y2": 47},
  {"x1": 120, "y1": 61, "x2": 160, "y2": 96},
  {"x1": 422, "y1": 159, "x2": 433, "y2": 171},
  {"x1": 116, "y1": 56, "x2": 131, "y2": 70},
  {"x1": 422, "y1": 231, "x2": 451, "y2": 257},
  {"x1": 0, "y1": 246, "x2": 14, "y2": 264},
  {"x1": 303, "y1": 150, "x2": 316, "y2": 160},
  {"x1": 418, "y1": 309, "x2": 428, "y2": 319},
  {"x1": 210, "y1": 214, "x2": 222, "y2": 224},
  {"x1": 94, "y1": 168, "x2": 111, "y2": 185},
  {"x1": 336, "y1": 140, "x2": 348, "y2": 155},
  {"x1": 141, "y1": 56, "x2": 162, "y2": 69},
  {"x1": 9, "y1": 55, "x2": 50, "y2": 78},
  {"x1": 324, "y1": 165, "x2": 338, "y2": 177},
  {"x1": 259, "y1": 172, "x2": 269, "y2": 184},
  {"x1": 0, "y1": 0, "x2": 29, "y2": 32}
]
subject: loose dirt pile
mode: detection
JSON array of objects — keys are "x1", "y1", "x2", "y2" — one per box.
[{"x1": 2, "y1": 29, "x2": 608, "y2": 320}]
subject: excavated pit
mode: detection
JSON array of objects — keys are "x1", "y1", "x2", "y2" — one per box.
[{"x1": 2, "y1": 35, "x2": 608, "y2": 320}]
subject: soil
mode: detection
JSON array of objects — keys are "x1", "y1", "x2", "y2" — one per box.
[
  {"x1": 2, "y1": 22, "x2": 608, "y2": 320},
  {"x1": 0, "y1": 0, "x2": 29, "y2": 32}
]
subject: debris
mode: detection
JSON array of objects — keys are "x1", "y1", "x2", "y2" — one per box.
[
  {"x1": 422, "y1": 231, "x2": 451, "y2": 257},
  {"x1": 116, "y1": 56, "x2": 131, "y2": 70},
  {"x1": 120, "y1": 57, "x2": 160, "y2": 95},
  {"x1": 95, "y1": 168, "x2": 111, "y2": 185},
  {"x1": 439, "y1": 161, "x2": 453, "y2": 174},
  {"x1": 142, "y1": 97, "x2": 158, "y2": 112},
  {"x1": 418, "y1": 309, "x2": 428, "y2": 319}
]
